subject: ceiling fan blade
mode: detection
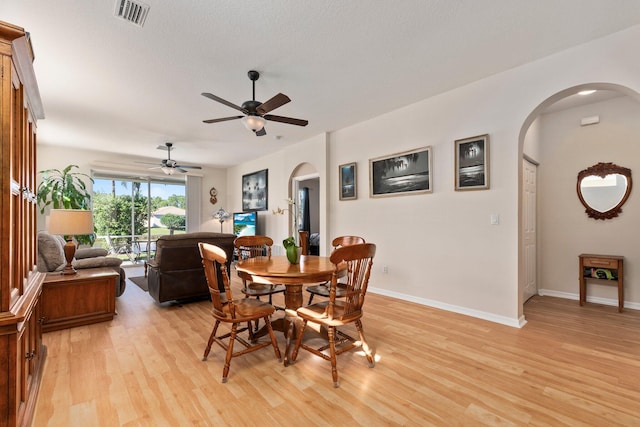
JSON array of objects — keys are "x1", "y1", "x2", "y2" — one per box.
[
  {"x1": 201, "y1": 93, "x2": 248, "y2": 114},
  {"x1": 175, "y1": 165, "x2": 202, "y2": 169},
  {"x1": 264, "y1": 114, "x2": 309, "y2": 127},
  {"x1": 256, "y1": 93, "x2": 291, "y2": 115},
  {"x1": 203, "y1": 115, "x2": 244, "y2": 124},
  {"x1": 135, "y1": 161, "x2": 162, "y2": 166},
  {"x1": 176, "y1": 167, "x2": 188, "y2": 173},
  {"x1": 255, "y1": 127, "x2": 267, "y2": 137}
]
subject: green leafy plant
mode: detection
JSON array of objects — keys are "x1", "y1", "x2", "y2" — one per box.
[
  {"x1": 37, "y1": 165, "x2": 93, "y2": 212},
  {"x1": 37, "y1": 164, "x2": 95, "y2": 245}
]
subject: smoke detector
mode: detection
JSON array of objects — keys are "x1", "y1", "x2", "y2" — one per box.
[{"x1": 114, "y1": 0, "x2": 150, "y2": 27}]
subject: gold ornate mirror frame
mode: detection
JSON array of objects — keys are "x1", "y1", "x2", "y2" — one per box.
[{"x1": 577, "y1": 162, "x2": 632, "y2": 220}]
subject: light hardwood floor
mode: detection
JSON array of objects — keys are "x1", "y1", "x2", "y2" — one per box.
[{"x1": 32, "y1": 266, "x2": 640, "y2": 426}]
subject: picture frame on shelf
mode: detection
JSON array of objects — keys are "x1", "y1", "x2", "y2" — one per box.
[
  {"x1": 339, "y1": 162, "x2": 357, "y2": 200},
  {"x1": 454, "y1": 134, "x2": 489, "y2": 191},
  {"x1": 242, "y1": 169, "x2": 268, "y2": 211},
  {"x1": 369, "y1": 146, "x2": 432, "y2": 198}
]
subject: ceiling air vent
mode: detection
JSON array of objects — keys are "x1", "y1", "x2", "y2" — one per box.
[{"x1": 114, "y1": 0, "x2": 150, "y2": 27}]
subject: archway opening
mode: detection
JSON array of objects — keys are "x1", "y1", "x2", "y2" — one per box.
[{"x1": 518, "y1": 83, "x2": 640, "y2": 318}]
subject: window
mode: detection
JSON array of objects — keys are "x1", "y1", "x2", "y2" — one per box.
[{"x1": 92, "y1": 173, "x2": 186, "y2": 263}]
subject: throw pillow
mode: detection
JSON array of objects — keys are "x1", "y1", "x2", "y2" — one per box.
[
  {"x1": 73, "y1": 257, "x2": 123, "y2": 269},
  {"x1": 75, "y1": 247, "x2": 109, "y2": 259},
  {"x1": 37, "y1": 231, "x2": 65, "y2": 272}
]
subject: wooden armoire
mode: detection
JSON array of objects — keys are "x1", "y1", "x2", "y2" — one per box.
[{"x1": 0, "y1": 20, "x2": 46, "y2": 427}]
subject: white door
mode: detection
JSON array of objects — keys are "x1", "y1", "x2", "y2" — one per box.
[{"x1": 522, "y1": 159, "x2": 538, "y2": 302}]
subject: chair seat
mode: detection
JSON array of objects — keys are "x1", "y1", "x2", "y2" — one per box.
[
  {"x1": 296, "y1": 300, "x2": 363, "y2": 326},
  {"x1": 306, "y1": 282, "x2": 348, "y2": 298},
  {"x1": 217, "y1": 298, "x2": 276, "y2": 322},
  {"x1": 242, "y1": 283, "x2": 286, "y2": 297}
]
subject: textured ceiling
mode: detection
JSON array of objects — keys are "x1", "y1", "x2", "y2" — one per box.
[{"x1": 2, "y1": 0, "x2": 640, "y2": 168}]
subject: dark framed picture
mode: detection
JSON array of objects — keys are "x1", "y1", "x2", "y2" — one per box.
[
  {"x1": 369, "y1": 146, "x2": 432, "y2": 198},
  {"x1": 339, "y1": 162, "x2": 357, "y2": 200},
  {"x1": 455, "y1": 134, "x2": 489, "y2": 191},
  {"x1": 242, "y1": 169, "x2": 268, "y2": 211}
]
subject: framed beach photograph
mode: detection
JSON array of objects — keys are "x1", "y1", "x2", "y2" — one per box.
[
  {"x1": 369, "y1": 146, "x2": 432, "y2": 198},
  {"x1": 242, "y1": 169, "x2": 268, "y2": 211},
  {"x1": 339, "y1": 162, "x2": 357, "y2": 200},
  {"x1": 454, "y1": 134, "x2": 489, "y2": 191}
]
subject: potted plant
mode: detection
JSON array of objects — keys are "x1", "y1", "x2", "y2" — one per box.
[
  {"x1": 37, "y1": 164, "x2": 95, "y2": 245},
  {"x1": 273, "y1": 198, "x2": 301, "y2": 264}
]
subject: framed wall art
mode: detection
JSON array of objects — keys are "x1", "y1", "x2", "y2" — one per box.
[
  {"x1": 339, "y1": 162, "x2": 357, "y2": 200},
  {"x1": 242, "y1": 169, "x2": 268, "y2": 211},
  {"x1": 454, "y1": 134, "x2": 489, "y2": 191},
  {"x1": 369, "y1": 146, "x2": 432, "y2": 198}
]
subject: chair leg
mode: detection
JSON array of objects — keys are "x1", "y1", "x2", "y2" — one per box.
[
  {"x1": 355, "y1": 319, "x2": 375, "y2": 368},
  {"x1": 290, "y1": 319, "x2": 308, "y2": 362},
  {"x1": 222, "y1": 323, "x2": 238, "y2": 383},
  {"x1": 307, "y1": 293, "x2": 314, "y2": 305},
  {"x1": 202, "y1": 320, "x2": 220, "y2": 361},
  {"x1": 328, "y1": 326, "x2": 339, "y2": 388},
  {"x1": 264, "y1": 316, "x2": 282, "y2": 361},
  {"x1": 247, "y1": 321, "x2": 255, "y2": 342}
]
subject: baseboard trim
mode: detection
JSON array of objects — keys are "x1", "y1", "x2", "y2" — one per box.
[
  {"x1": 537, "y1": 288, "x2": 640, "y2": 311},
  {"x1": 368, "y1": 287, "x2": 524, "y2": 328}
]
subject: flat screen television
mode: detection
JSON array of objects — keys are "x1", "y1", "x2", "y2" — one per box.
[{"x1": 233, "y1": 211, "x2": 257, "y2": 236}]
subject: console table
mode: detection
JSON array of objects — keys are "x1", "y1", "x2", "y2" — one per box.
[
  {"x1": 579, "y1": 254, "x2": 624, "y2": 312},
  {"x1": 42, "y1": 267, "x2": 118, "y2": 332}
]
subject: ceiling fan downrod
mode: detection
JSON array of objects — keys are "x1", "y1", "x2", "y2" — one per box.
[{"x1": 248, "y1": 70, "x2": 259, "y2": 102}]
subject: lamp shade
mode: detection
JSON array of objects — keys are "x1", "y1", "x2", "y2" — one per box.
[
  {"x1": 47, "y1": 209, "x2": 94, "y2": 236},
  {"x1": 242, "y1": 115, "x2": 266, "y2": 132},
  {"x1": 213, "y1": 208, "x2": 230, "y2": 222}
]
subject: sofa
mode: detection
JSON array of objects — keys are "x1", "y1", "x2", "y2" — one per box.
[
  {"x1": 37, "y1": 231, "x2": 127, "y2": 297},
  {"x1": 146, "y1": 232, "x2": 236, "y2": 304}
]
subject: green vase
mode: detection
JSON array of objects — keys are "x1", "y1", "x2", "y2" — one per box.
[{"x1": 286, "y1": 244, "x2": 300, "y2": 264}]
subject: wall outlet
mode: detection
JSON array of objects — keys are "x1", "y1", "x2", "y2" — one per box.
[{"x1": 383, "y1": 265, "x2": 388, "y2": 273}]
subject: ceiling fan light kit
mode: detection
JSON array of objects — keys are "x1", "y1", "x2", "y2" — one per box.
[
  {"x1": 202, "y1": 70, "x2": 308, "y2": 136},
  {"x1": 242, "y1": 115, "x2": 266, "y2": 132},
  {"x1": 161, "y1": 166, "x2": 176, "y2": 175},
  {"x1": 136, "y1": 142, "x2": 203, "y2": 175}
]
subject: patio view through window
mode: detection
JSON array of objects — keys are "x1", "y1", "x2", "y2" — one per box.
[{"x1": 92, "y1": 175, "x2": 186, "y2": 264}]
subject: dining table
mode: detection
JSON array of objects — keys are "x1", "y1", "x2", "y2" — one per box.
[{"x1": 235, "y1": 254, "x2": 345, "y2": 365}]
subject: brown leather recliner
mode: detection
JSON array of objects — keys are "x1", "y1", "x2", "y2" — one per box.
[{"x1": 146, "y1": 232, "x2": 236, "y2": 303}]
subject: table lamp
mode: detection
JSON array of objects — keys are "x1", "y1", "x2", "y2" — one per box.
[
  {"x1": 213, "y1": 208, "x2": 230, "y2": 233},
  {"x1": 47, "y1": 209, "x2": 94, "y2": 275}
]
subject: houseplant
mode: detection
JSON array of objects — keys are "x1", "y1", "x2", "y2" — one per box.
[
  {"x1": 273, "y1": 198, "x2": 301, "y2": 264},
  {"x1": 37, "y1": 164, "x2": 95, "y2": 245}
]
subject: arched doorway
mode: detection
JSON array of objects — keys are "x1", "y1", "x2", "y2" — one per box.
[
  {"x1": 289, "y1": 163, "x2": 321, "y2": 254},
  {"x1": 518, "y1": 83, "x2": 640, "y2": 318}
]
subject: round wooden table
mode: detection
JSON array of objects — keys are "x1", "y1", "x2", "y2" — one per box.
[{"x1": 236, "y1": 255, "x2": 344, "y2": 364}]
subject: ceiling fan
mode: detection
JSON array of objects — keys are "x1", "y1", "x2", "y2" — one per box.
[
  {"x1": 202, "y1": 70, "x2": 308, "y2": 136},
  {"x1": 138, "y1": 143, "x2": 203, "y2": 175}
]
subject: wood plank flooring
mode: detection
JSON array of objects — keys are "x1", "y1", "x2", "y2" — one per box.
[{"x1": 32, "y1": 267, "x2": 640, "y2": 426}]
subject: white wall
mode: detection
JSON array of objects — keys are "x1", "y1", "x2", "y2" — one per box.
[
  {"x1": 226, "y1": 133, "x2": 329, "y2": 253},
  {"x1": 537, "y1": 96, "x2": 640, "y2": 306}
]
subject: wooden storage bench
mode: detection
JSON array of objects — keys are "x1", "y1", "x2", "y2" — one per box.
[{"x1": 42, "y1": 267, "x2": 118, "y2": 332}]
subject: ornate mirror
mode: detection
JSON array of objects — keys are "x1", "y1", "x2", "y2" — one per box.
[{"x1": 577, "y1": 162, "x2": 632, "y2": 220}]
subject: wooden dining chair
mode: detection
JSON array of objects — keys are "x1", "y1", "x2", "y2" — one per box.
[
  {"x1": 299, "y1": 230, "x2": 309, "y2": 257},
  {"x1": 234, "y1": 235, "x2": 286, "y2": 306},
  {"x1": 305, "y1": 235, "x2": 365, "y2": 304},
  {"x1": 291, "y1": 243, "x2": 376, "y2": 388},
  {"x1": 198, "y1": 242, "x2": 281, "y2": 383}
]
